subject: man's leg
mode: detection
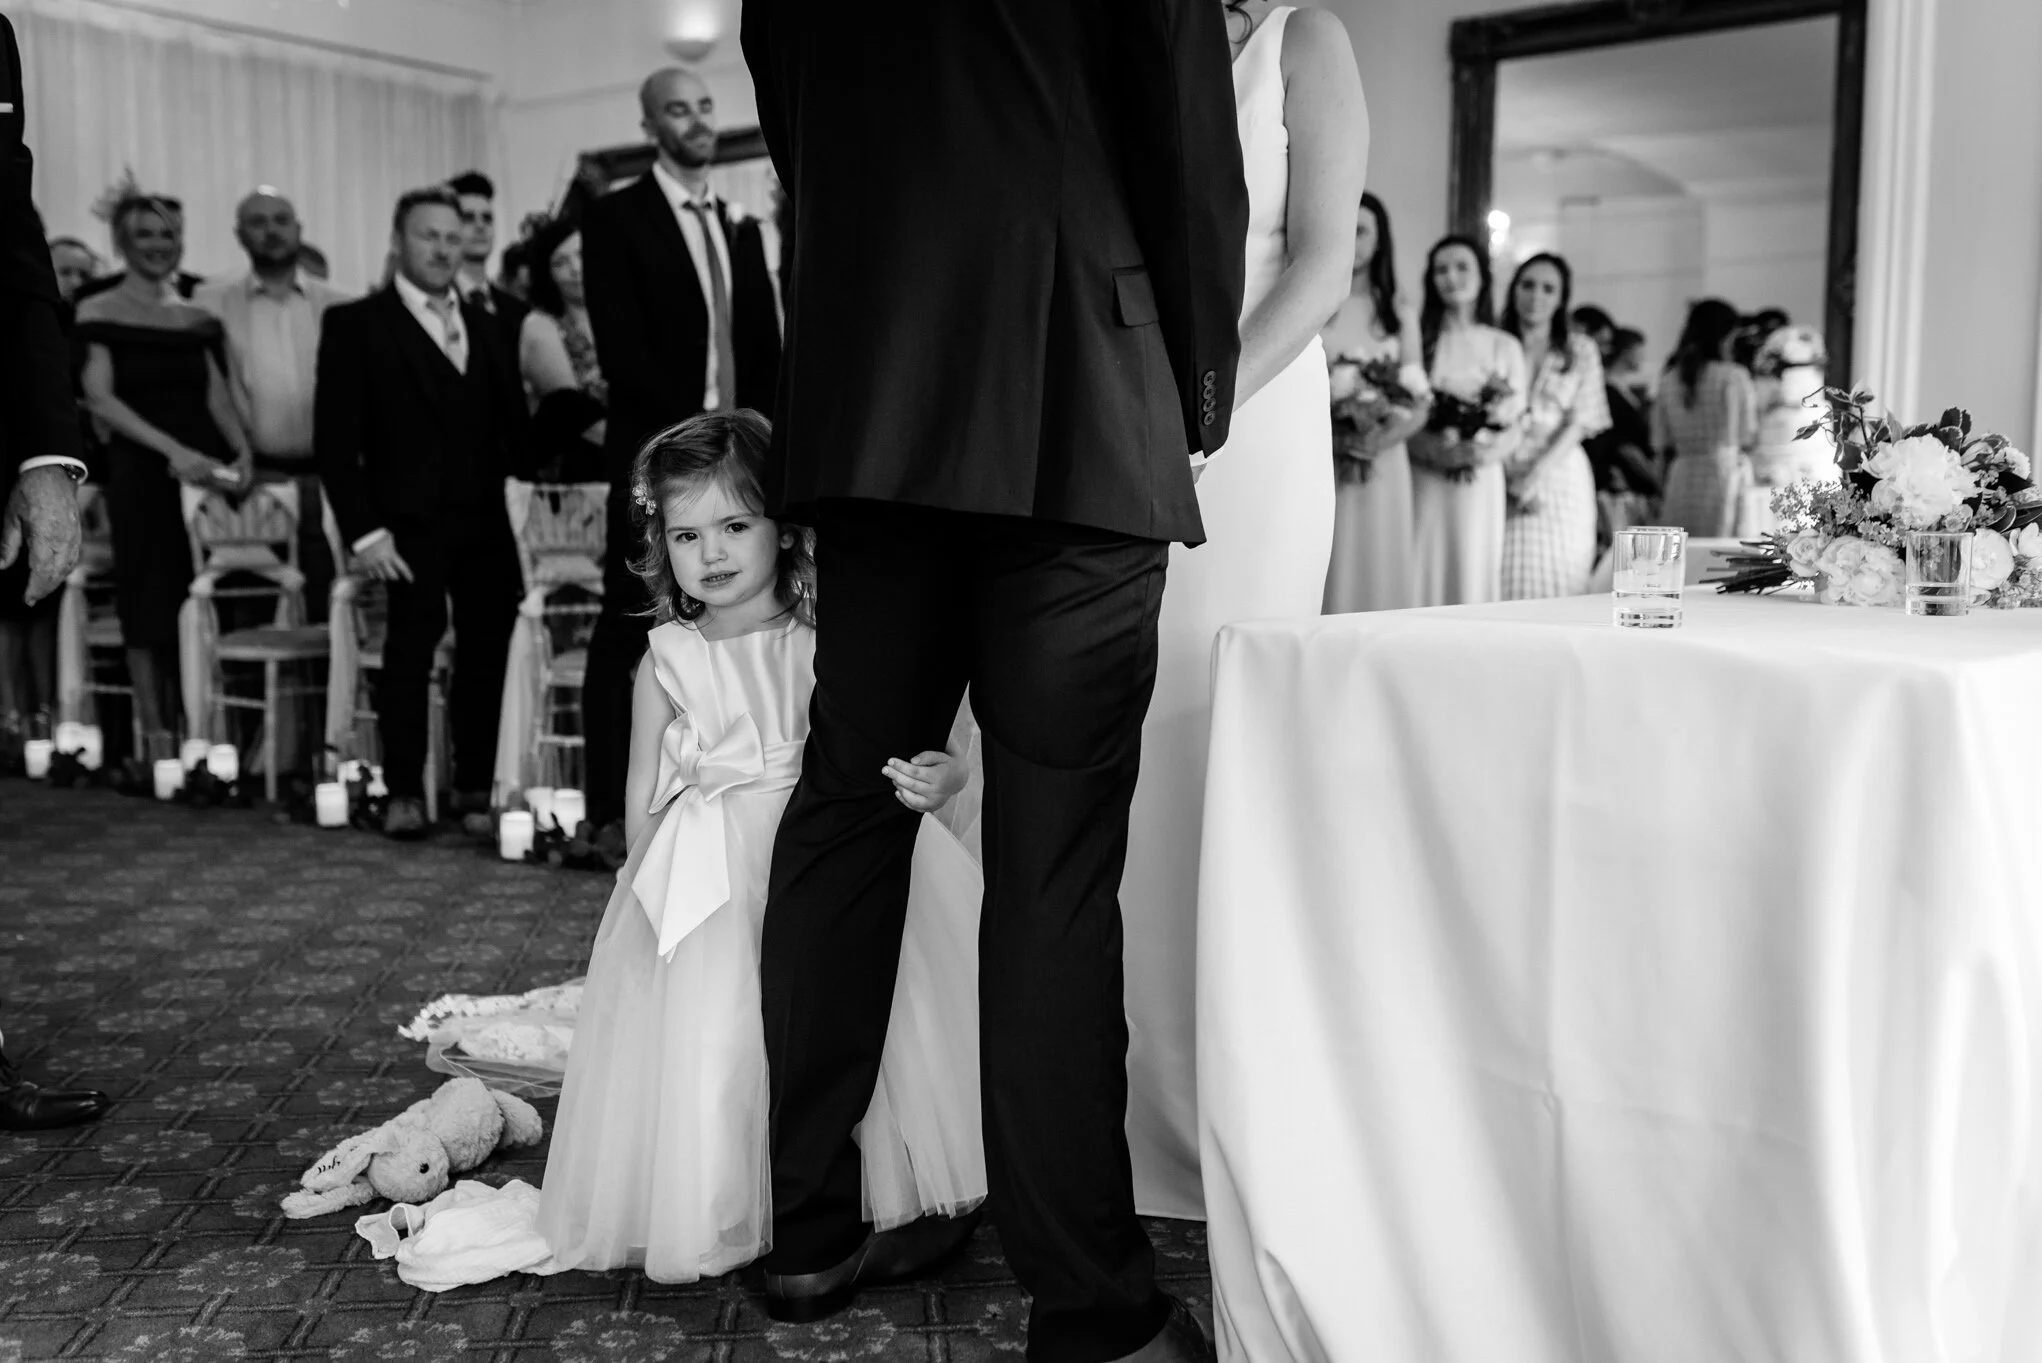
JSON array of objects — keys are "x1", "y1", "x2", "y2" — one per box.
[
  {"x1": 377, "y1": 530, "x2": 449, "y2": 800},
  {"x1": 969, "y1": 519, "x2": 1173, "y2": 1363},
  {"x1": 444, "y1": 511, "x2": 522, "y2": 798},
  {"x1": 761, "y1": 502, "x2": 972, "y2": 1273},
  {"x1": 585, "y1": 482, "x2": 650, "y2": 830}
]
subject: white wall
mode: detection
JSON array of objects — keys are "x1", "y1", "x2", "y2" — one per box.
[{"x1": 1318, "y1": 0, "x2": 2042, "y2": 444}]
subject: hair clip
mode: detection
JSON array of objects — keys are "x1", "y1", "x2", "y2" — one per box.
[{"x1": 631, "y1": 481, "x2": 658, "y2": 517}]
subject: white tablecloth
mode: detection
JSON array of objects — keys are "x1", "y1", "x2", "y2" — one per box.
[{"x1": 1197, "y1": 591, "x2": 2042, "y2": 1363}]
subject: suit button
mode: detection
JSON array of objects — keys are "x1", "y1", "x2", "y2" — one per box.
[
  {"x1": 1201, "y1": 370, "x2": 1216, "y2": 385},
  {"x1": 1202, "y1": 413, "x2": 1215, "y2": 426}
]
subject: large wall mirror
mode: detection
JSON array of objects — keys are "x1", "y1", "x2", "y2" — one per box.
[{"x1": 1450, "y1": 0, "x2": 1866, "y2": 381}]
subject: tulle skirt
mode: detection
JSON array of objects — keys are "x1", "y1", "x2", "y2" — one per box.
[{"x1": 535, "y1": 798, "x2": 987, "y2": 1282}]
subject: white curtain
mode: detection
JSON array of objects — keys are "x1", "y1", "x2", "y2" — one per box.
[{"x1": 4, "y1": 0, "x2": 495, "y2": 292}]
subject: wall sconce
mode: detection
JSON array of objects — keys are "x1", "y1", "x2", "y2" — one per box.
[{"x1": 665, "y1": 0, "x2": 723, "y2": 63}]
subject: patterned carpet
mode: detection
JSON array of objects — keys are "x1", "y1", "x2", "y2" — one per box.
[{"x1": 0, "y1": 782, "x2": 1211, "y2": 1362}]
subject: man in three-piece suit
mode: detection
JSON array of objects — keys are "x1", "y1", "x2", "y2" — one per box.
[
  {"x1": 743, "y1": 2, "x2": 1248, "y2": 1359},
  {"x1": 578, "y1": 65, "x2": 781, "y2": 846},
  {"x1": 315, "y1": 185, "x2": 531, "y2": 839},
  {"x1": 1, "y1": 10, "x2": 114, "y2": 1132}
]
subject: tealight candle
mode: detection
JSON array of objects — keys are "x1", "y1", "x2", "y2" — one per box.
[
  {"x1": 23, "y1": 739, "x2": 53, "y2": 779},
  {"x1": 551, "y1": 788, "x2": 587, "y2": 837},
  {"x1": 498, "y1": 810, "x2": 535, "y2": 861},
  {"x1": 206, "y1": 744, "x2": 238, "y2": 783},
  {"x1": 153, "y1": 758, "x2": 185, "y2": 800},
  {"x1": 314, "y1": 782, "x2": 348, "y2": 828},
  {"x1": 181, "y1": 737, "x2": 212, "y2": 770},
  {"x1": 55, "y1": 720, "x2": 85, "y2": 754},
  {"x1": 76, "y1": 725, "x2": 103, "y2": 771},
  {"x1": 524, "y1": 785, "x2": 556, "y2": 830}
]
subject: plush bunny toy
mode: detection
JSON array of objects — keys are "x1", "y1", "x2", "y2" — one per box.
[{"x1": 282, "y1": 1077, "x2": 545, "y2": 1218}]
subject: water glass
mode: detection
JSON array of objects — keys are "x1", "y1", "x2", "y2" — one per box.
[
  {"x1": 1612, "y1": 526, "x2": 1687, "y2": 629},
  {"x1": 1906, "y1": 531, "x2": 1972, "y2": 617}
]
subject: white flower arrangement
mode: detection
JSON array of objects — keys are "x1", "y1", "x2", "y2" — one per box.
[{"x1": 1715, "y1": 388, "x2": 2042, "y2": 608}]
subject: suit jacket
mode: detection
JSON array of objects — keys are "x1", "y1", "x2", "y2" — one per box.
[
  {"x1": 581, "y1": 172, "x2": 782, "y2": 473},
  {"x1": 743, "y1": 0, "x2": 1248, "y2": 544},
  {"x1": 314, "y1": 285, "x2": 531, "y2": 547},
  {"x1": 0, "y1": 14, "x2": 82, "y2": 497},
  {"x1": 461, "y1": 278, "x2": 529, "y2": 365}
]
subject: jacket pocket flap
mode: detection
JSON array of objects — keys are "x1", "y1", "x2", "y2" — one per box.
[{"x1": 1113, "y1": 269, "x2": 1159, "y2": 327}]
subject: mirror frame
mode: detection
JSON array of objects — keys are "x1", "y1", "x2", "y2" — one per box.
[{"x1": 1450, "y1": 0, "x2": 1868, "y2": 379}]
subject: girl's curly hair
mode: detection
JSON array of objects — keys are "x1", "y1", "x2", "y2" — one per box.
[{"x1": 627, "y1": 410, "x2": 816, "y2": 628}]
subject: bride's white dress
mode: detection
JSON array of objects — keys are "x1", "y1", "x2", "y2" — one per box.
[{"x1": 1120, "y1": 4, "x2": 1336, "y2": 1221}]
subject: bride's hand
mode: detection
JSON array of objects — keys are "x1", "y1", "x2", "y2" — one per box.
[{"x1": 885, "y1": 750, "x2": 966, "y2": 813}]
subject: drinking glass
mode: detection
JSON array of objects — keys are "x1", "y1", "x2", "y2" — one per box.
[
  {"x1": 1612, "y1": 526, "x2": 1687, "y2": 628},
  {"x1": 1906, "y1": 531, "x2": 1972, "y2": 617}
]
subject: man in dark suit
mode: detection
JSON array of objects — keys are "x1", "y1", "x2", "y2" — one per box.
[
  {"x1": 579, "y1": 65, "x2": 781, "y2": 848},
  {"x1": 315, "y1": 185, "x2": 530, "y2": 839},
  {"x1": 448, "y1": 170, "x2": 529, "y2": 357},
  {"x1": 1, "y1": 10, "x2": 115, "y2": 1132},
  {"x1": 743, "y1": 4, "x2": 1247, "y2": 1360}
]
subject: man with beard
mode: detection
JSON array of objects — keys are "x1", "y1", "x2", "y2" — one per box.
[
  {"x1": 577, "y1": 66, "x2": 780, "y2": 858},
  {"x1": 448, "y1": 170, "x2": 528, "y2": 357},
  {"x1": 196, "y1": 188, "x2": 349, "y2": 619}
]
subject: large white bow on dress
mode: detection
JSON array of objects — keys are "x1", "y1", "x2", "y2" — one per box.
[{"x1": 633, "y1": 709, "x2": 804, "y2": 960}]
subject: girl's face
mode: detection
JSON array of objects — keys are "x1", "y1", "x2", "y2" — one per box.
[
  {"x1": 121, "y1": 210, "x2": 183, "y2": 283},
  {"x1": 1512, "y1": 260, "x2": 1564, "y2": 332},
  {"x1": 660, "y1": 477, "x2": 795, "y2": 623},
  {"x1": 1352, "y1": 208, "x2": 1379, "y2": 276},
  {"x1": 1431, "y1": 244, "x2": 1483, "y2": 311},
  {"x1": 550, "y1": 233, "x2": 584, "y2": 309}
]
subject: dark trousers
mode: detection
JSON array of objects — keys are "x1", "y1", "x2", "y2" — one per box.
[
  {"x1": 377, "y1": 508, "x2": 520, "y2": 800},
  {"x1": 762, "y1": 502, "x2": 1173, "y2": 1363},
  {"x1": 583, "y1": 481, "x2": 652, "y2": 830},
  {"x1": 253, "y1": 456, "x2": 335, "y2": 624}
]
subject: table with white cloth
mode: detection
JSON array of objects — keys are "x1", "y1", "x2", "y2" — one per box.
[{"x1": 1197, "y1": 590, "x2": 2042, "y2": 1363}]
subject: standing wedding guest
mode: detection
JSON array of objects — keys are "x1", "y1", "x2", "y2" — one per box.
[
  {"x1": 315, "y1": 185, "x2": 531, "y2": 839},
  {"x1": 579, "y1": 66, "x2": 780, "y2": 859},
  {"x1": 1320, "y1": 190, "x2": 1426, "y2": 613},
  {"x1": 518, "y1": 215, "x2": 608, "y2": 484},
  {"x1": 1653, "y1": 298, "x2": 1757, "y2": 538},
  {"x1": 72, "y1": 193, "x2": 203, "y2": 305},
  {"x1": 1410, "y1": 235, "x2": 1527, "y2": 606},
  {"x1": 448, "y1": 171, "x2": 528, "y2": 355},
  {"x1": 76, "y1": 195, "x2": 254, "y2": 741},
  {"x1": 2, "y1": 9, "x2": 112, "y2": 1131},
  {"x1": 745, "y1": 0, "x2": 1249, "y2": 1355},
  {"x1": 1584, "y1": 324, "x2": 1662, "y2": 506},
  {"x1": 195, "y1": 189, "x2": 349, "y2": 621},
  {"x1": 48, "y1": 236, "x2": 101, "y2": 301},
  {"x1": 1498, "y1": 252, "x2": 1608, "y2": 599},
  {"x1": 1570, "y1": 303, "x2": 1616, "y2": 364}
]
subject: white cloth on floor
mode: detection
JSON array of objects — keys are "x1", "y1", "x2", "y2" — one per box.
[{"x1": 354, "y1": 1179, "x2": 564, "y2": 1291}]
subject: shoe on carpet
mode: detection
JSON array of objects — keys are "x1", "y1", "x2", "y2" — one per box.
[
  {"x1": 764, "y1": 1208, "x2": 982, "y2": 1323},
  {"x1": 0, "y1": 1053, "x2": 113, "y2": 1132},
  {"x1": 383, "y1": 796, "x2": 430, "y2": 840},
  {"x1": 1108, "y1": 1295, "x2": 1215, "y2": 1363},
  {"x1": 593, "y1": 819, "x2": 629, "y2": 870}
]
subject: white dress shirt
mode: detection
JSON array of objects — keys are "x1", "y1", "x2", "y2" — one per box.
[
  {"x1": 651, "y1": 161, "x2": 734, "y2": 411},
  {"x1": 194, "y1": 269, "x2": 349, "y2": 460}
]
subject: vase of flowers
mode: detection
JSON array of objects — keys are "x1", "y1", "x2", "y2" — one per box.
[
  {"x1": 1714, "y1": 387, "x2": 2042, "y2": 607},
  {"x1": 1407, "y1": 373, "x2": 1517, "y2": 484}
]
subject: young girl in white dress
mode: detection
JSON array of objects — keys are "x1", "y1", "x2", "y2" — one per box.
[
  {"x1": 535, "y1": 410, "x2": 987, "y2": 1282},
  {"x1": 1409, "y1": 235, "x2": 1529, "y2": 606}
]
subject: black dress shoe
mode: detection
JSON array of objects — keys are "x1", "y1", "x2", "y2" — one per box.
[
  {"x1": 1, "y1": 1080, "x2": 113, "y2": 1132},
  {"x1": 1108, "y1": 1294, "x2": 1215, "y2": 1363},
  {"x1": 383, "y1": 796, "x2": 429, "y2": 840},
  {"x1": 764, "y1": 1208, "x2": 982, "y2": 1323}
]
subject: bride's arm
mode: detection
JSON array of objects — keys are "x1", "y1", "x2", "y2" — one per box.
[{"x1": 1232, "y1": 8, "x2": 1370, "y2": 411}]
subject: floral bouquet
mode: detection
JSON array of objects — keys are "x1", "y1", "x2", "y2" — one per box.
[
  {"x1": 1712, "y1": 387, "x2": 2042, "y2": 607},
  {"x1": 1408, "y1": 373, "x2": 1517, "y2": 483},
  {"x1": 1330, "y1": 356, "x2": 1429, "y2": 486}
]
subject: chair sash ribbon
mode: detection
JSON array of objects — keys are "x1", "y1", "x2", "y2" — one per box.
[{"x1": 633, "y1": 709, "x2": 803, "y2": 959}]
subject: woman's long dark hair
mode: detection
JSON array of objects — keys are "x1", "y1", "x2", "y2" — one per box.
[
  {"x1": 1499, "y1": 252, "x2": 1576, "y2": 370},
  {"x1": 628, "y1": 410, "x2": 816, "y2": 628},
  {"x1": 1354, "y1": 191, "x2": 1399, "y2": 338},
  {"x1": 1420, "y1": 234, "x2": 1495, "y2": 370},
  {"x1": 522, "y1": 214, "x2": 581, "y2": 319},
  {"x1": 1668, "y1": 298, "x2": 1742, "y2": 408}
]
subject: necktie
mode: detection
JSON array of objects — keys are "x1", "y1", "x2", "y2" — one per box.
[
  {"x1": 426, "y1": 294, "x2": 468, "y2": 373},
  {"x1": 683, "y1": 199, "x2": 738, "y2": 408}
]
